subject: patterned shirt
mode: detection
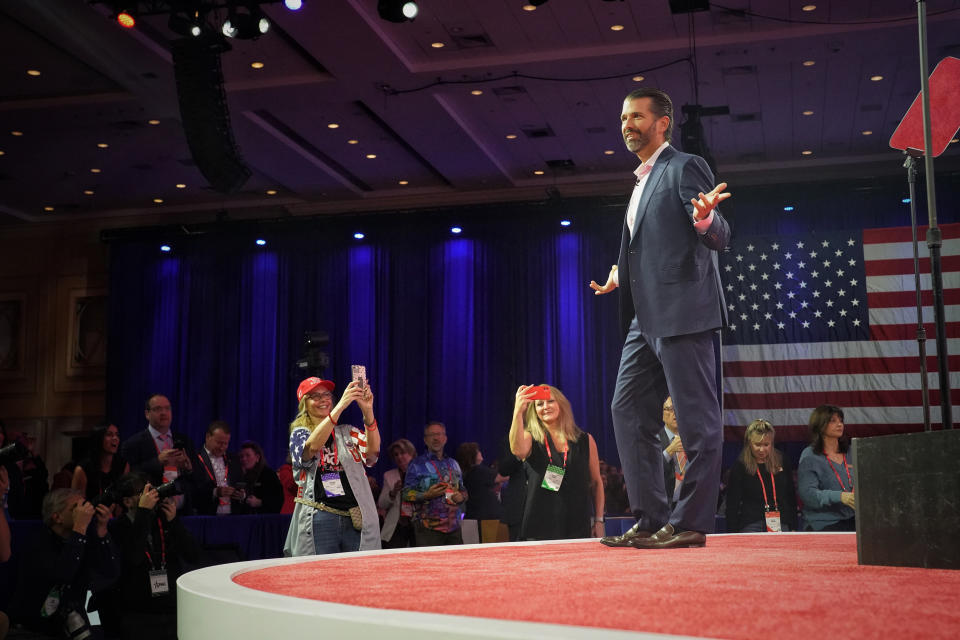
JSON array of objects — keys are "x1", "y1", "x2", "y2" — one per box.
[
  {"x1": 402, "y1": 452, "x2": 464, "y2": 533},
  {"x1": 289, "y1": 425, "x2": 371, "y2": 470}
]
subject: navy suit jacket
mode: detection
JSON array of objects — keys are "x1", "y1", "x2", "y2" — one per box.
[
  {"x1": 617, "y1": 145, "x2": 730, "y2": 339},
  {"x1": 121, "y1": 428, "x2": 195, "y2": 486},
  {"x1": 191, "y1": 448, "x2": 243, "y2": 515}
]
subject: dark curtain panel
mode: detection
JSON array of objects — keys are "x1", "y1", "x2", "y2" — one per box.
[{"x1": 106, "y1": 176, "x2": 959, "y2": 471}]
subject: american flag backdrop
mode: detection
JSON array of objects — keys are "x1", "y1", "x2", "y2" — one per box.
[{"x1": 720, "y1": 222, "x2": 960, "y2": 440}]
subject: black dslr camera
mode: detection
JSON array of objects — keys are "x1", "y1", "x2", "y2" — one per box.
[{"x1": 156, "y1": 477, "x2": 186, "y2": 500}]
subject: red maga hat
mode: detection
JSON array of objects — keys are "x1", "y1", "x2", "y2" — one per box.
[{"x1": 296, "y1": 377, "x2": 335, "y2": 402}]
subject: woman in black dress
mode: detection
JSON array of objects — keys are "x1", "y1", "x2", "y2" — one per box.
[
  {"x1": 508, "y1": 384, "x2": 604, "y2": 540},
  {"x1": 72, "y1": 423, "x2": 129, "y2": 502}
]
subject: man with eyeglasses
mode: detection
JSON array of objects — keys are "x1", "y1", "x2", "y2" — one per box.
[
  {"x1": 659, "y1": 397, "x2": 685, "y2": 510},
  {"x1": 122, "y1": 393, "x2": 195, "y2": 511},
  {"x1": 402, "y1": 422, "x2": 467, "y2": 546}
]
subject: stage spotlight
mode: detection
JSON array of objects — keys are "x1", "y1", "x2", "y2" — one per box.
[
  {"x1": 783, "y1": 206, "x2": 795, "y2": 212},
  {"x1": 354, "y1": 232, "x2": 365, "y2": 240},
  {"x1": 284, "y1": 0, "x2": 303, "y2": 9},
  {"x1": 378, "y1": 1, "x2": 418, "y2": 23},
  {"x1": 117, "y1": 11, "x2": 136, "y2": 28},
  {"x1": 160, "y1": 244, "x2": 172, "y2": 252},
  {"x1": 560, "y1": 219, "x2": 571, "y2": 227},
  {"x1": 451, "y1": 226, "x2": 463, "y2": 234},
  {"x1": 255, "y1": 238, "x2": 267, "y2": 246},
  {"x1": 169, "y1": 13, "x2": 203, "y2": 37},
  {"x1": 223, "y1": 5, "x2": 270, "y2": 39}
]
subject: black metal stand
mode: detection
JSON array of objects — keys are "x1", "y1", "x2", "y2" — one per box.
[
  {"x1": 916, "y1": 0, "x2": 952, "y2": 429},
  {"x1": 903, "y1": 154, "x2": 932, "y2": 431}
]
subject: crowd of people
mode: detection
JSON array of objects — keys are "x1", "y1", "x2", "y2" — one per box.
[{"x1": 0, "y1": 380, "x2": 855, "y2": 639}]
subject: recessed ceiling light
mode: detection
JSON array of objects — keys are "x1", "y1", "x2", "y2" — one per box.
[
  {"x1": 83, "y1": 190, "x2": 94, "y2": 195},
  {"x1": 522, "y1": 4, "x2": 536, "y2": 11},
  {"x1": 90, "y1": 168, "x2": 101, "y2": 173},
  {"x1": 176, "y1": 183, "x2": 186, "y2": 189},
  {"x1": 26, "y1": 69, "x2": 41, "y2": 77},
  {"x1": 802, "y1": 60, "x2": 815, "y2": 67},
  {"x1": 802, "y1": 110, "x2": 814, "y2": 116},
  {"x1": 450, "y1": 226, "x2": 462, "y2": 234},
  {"x1": 632, "y1": 75, "x2": 645, "y2": 82},
  {"x1": 534, "y1": 170, "x2": 545, "y2": 175},
  {"x1": 801, "y1": 150, "x2": 813, "y2": 156},
  {"x1": 471, "y1": 90, "x2": 483, "y2": 96},
  {"x1": 560, "y1": 220, "x2": 571, "y2": 227},
  {"x1": 398, "y1": 180, "x2": 409, "y2": 185},
  {"x1": 266, "y1": 189, "x2": 278, "y2": 195},
  {"x1": 148, "y1": 119, "x2": 160, "y2": 125},
  {"x1": 952, "y1": 138, "x2": 959, "y2": 144},
  {"x1": 97, "y1": 142, "x2": 109, "y2": 148},
  {"x1": 506, "y1": 134, "x2": 517, "y2": 140},
  {"x1": 604, "y1": 150, "x2": 615, "y2": 155},
  {"x1": 431, "y1": 42, "x2": 444, "y2": 48},
  {"x1": 43, "y1": 206, "x2": 54, "y2": 212},
  {"x1": 353, "y1": 232, "x2": 365, "y2": 240},
  {"x1": 10, "y1": 131, "x2": 23, "y2": 136},
  {"x1": 251, "y1": 61, "x2": 264, "y2": 69},
  {"x1": 0, "y1": 150, "x2": 4, "y2": 156},
  {"x1": 802, "y1": 4, "x2": 816, "y2": 11},
  {"x1": 870, "y1": 74, "x2": 883, "y2": 81},
  {"x1": 153, "y1": 198, "x2": 164, "y2": 204},
  {"x1": 327, "y1": 123, "x2": 339, "y2": 129},
  {"x1": 610, "y1": 25, "x2": 624, "y2": 31},
  {"x1": 366, "y1": 154, "x2": 377, "y2": 159},
  {"x1": 861, "y1": 130, "x2": 873, "y2": 136},
  {"x1": 347, "y1": 139, "x2": 358, "y2": 144}
]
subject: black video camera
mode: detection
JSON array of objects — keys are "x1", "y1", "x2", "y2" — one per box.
[{"x1": 0, "y1": 441, "x2": 29, "y2": 466}]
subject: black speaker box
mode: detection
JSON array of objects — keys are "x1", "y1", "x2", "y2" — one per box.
[
  {"x1": 853, "y1": 429, "x2": 960, "y2": 569},
  {"x1": 172, "y1": 37, "x2": 252, "y2": 194}
]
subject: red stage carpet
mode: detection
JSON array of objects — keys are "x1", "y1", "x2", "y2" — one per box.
[{"x1": 229, "y1": 533, "x2": 960, "y2": 639}]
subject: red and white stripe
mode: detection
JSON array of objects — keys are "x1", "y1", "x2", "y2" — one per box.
[{"x1": 722, "y1": 223, "x2": 960, "y2": 440}]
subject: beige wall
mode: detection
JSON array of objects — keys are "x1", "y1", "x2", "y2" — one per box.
[{"x1": 0, "y1": 222, "x2": 109, "y2": 479}]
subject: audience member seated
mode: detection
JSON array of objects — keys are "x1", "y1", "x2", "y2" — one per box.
[
  {"x1": 284, "y1": 377, "x2": 380, "y2": 556},
  {"x1": 798, "y1": 405, "x2": 856, "y2": 531},
  {"x1": 456, "y1": 442, "x2": 504, "y2": 522},
  {"x1": 509, "y1": 385, "x2": 604, "y2": 540},
  {"x1": 99, "y1": 473, "x2": 200, "y2": 640},
  {"x1": 725, "y1": 419, "x2": 798, "y2": 533},
  {"x1": 192, "y1": 420, "x2": 242, "y2": 516},
  {"x1": 233, "y1": 441, "x2": 283, "y2": 515},
  {"x1": 377, "y1": 438, "x2": 416, "y2": 548},
  {"x1": 659, "y1": 396, "x2": 685, "y2": 511},
  {"x1": 10, "y1": 488, "x2": 119, "y2": 638},
  {"x1": 121, "y1": 393, "x2": 195, "y2": 513},
  {"x1": 276, "y1": 455, "x2": 296, "y2": 515},
  {"x1": 72, "y1": 423, "x2": 130, "y2": 503},
  {"x1": 601, "y1": 462, "x2": 630, "y2": 515},
  {"x1": 402, "y1": 422, "x2": 467, "y2": 546}
]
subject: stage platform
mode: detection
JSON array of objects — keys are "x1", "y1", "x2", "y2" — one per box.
[{"x1": 178, "y1": 533, "x2": 960, "y2": 640}]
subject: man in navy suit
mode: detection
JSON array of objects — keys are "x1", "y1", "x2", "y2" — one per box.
[{"x1": 591, "y1": 87, "x2": 730, "y2": 549}]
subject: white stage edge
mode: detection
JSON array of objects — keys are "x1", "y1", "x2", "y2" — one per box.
[{"x1": 177, "y1": 539, "x2": 705, "y2": 640}]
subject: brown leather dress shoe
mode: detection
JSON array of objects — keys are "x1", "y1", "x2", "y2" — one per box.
[
  {"x1": 600, "y1": 523, "x2": 653, "y2": 547},
  {"x1": 629, "y1": 523, "x2": 706, "y2": 549}
]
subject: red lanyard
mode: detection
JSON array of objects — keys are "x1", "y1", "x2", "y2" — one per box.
[
  {"x1": 755, "y1": 468, "x2": 778, "y2": 511},
  {"x1": 429, "y1": 459, "x2": 452, "y2": 484},
  {"x1": 197, "y1": 453, "x2": 229, "y2": 484},
  {"x1": 825, "y1": 454, "x2": 852, "y2": 491},
  {"x1": 143, "y1": 518, "x2": 166, "y2": 569},
  {"x1": 543, "y1": 434, "x2": 568, "y2": 468}
]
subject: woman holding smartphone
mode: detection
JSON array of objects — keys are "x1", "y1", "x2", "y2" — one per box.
[
  {"x1": 508, "y1": 384, "x2": 604, "y2": 540},
  {"x1": 283, "y1": 376, "x2": 381, "y2": 556}
]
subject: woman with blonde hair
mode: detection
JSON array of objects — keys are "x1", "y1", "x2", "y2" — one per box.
[
  {"x1": 724, "y1": 419, "x2": 797, "y2": 532},
  {"x1": 509, "y1": 384, "x2": 604, "y2": 540},
  {"x1": 283, "y1": 376, "x2": 381, "y2": 556}
]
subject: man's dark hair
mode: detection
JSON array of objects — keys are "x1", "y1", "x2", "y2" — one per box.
[
  {"x1": 624, "y1": 87, "x2": 673, "y2": 142},
  {"x1": 424, "y1": 421, "x2": 446, "y2": 434},
  {"x1": 144, "y1": 393, "x2": 167, "y2": 411},
  {"x1": 207, "y1": 419, "x2": 230, "y2": 436}
]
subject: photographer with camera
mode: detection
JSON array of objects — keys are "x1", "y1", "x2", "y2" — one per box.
[
  {"x1": 97, "y1": 473, "x2": 199, "y2": 640},
  {"x1": 121, "y1": 394, "x2": 195, "y2": 514},
  {"x1": 10, "y1": 488, "x2": 119, "y2": 638}
]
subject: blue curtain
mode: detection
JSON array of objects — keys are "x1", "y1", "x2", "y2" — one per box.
[{"x1": 106, "y1": 176, "x2": 959, "y2": 472}]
